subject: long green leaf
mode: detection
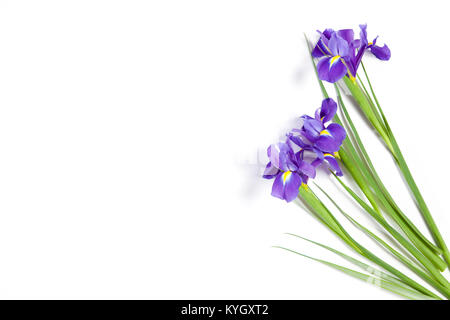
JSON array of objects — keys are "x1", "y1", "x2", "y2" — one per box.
[
  {"x1": 335, "y1": 84, "x2": 444, "y2": 257},
  {"x1": 332, "y1": 173, "x2": 450, "y2": 290},
  {"x1": 300, "y1": 186, "x2": 440, "y2": 298},
  {"x1": 315, "y1": 182, "x2": 450, "y2": 298},
  {"x1": 285, "y1": 233, "x2": 410, "y2": 289},
  {"x1": 359, "y1": 63, "x2": 450, "y2": 267},
  {"x1": 274, "y1": 246, "x2": 437, "y2": 300}
]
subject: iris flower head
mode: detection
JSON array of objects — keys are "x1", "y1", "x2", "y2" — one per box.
[
  {"x1": 312, "y1": 24, "x2": 391, "y2": 83},
  {"x1": 263, "y1": 98, "x2": 346, "y2": 202}
]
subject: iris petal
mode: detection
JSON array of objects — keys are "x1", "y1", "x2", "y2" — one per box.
[
  {"x1": 298, "y1": 160, "x2": 316, "y2": 178},
  {"x1": 337, "y1": 29, "x2": 354, "y2": 45},
  {"x1": 328, "y1": 33, "x2": 350, "y2": 57},
  {"x1": 315, "y1": 123, "x2": 346, "y2": 153},
  {"x1": 302, "y1": 118, "x2": 324, "y2": 141},
  {"x1": 287, "y1": 131, "x2": 308, "y2": 149},
  {"x1": 327, "y1": 123, "x2": 346, "y2": 143},
  {"x1": 283, "y1": 172, "x2": 303, "y2": 202},
  {"x1": 271, "y1": 171, "x2": 302, "y2": 202},
  {"x1": 263, "y1": 162, "x2": 280, "y2": 179},
  {"x1": 318, "y1": 98, "x2": 338, "y2": 123},
  {"x1": 322, "y1": 28, "x2": 335, "y2": 39},
  {"x1": 312, "y1": 28, "x2": 335, "y2": 58},
  {"x1": 312, "y1": 37, "x2": 330, "y2": 58},
  {"x1": 268, "y1": 143, "x2": 289, "y2": 169},
  {"x1": 271, "y1": 172, "x2": 285, "y2": 200},
  {"x1": 317, "y1": 56, "x2": 348, "y2": 83},
  {"x1": 324, "y1": 154, "x2": 343, "y2": 176},
  {"x1": 316, "y1": 135, "x2": 341, "y2": 153},
  {"x1": 370, "y1": 44, "x2": 391, "y2": 61},
  {"x1": 359, "y1": 24, "x2": 368, "y2": 46}
]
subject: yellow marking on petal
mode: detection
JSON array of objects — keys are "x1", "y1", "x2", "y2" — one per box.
[
  {"x1": 368, "y1": 42, "x2": 373, "y2": 46},
  {"x1": 320, "y1": 129, "x2": 330, "y2": 136},
  {"x1": 301, "y1": 183, "x2": 308, "y2": 190},
  {"x1": 282, "y1": 171, "x2": 292, "y2": 183},
  {"x1": 323, "y1": 153, "x2": 333, "y2": 158},
  {"x1": 330, "y1": 55, "x2": 341, "y2": 65}
]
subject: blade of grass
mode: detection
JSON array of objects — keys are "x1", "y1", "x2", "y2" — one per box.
[
  {"x1": 274, "y1": 246, "x2": 438, "y2": 300},
  {"x1": 285, "y1": 233, "x2": 410, "y2": 289},
  {"x1": 315, "y1": 183, "x2": 450, "y2": 298},
  {"x1": 300, "y1": 186, "x2": 441, "y2": 297},
  {"x1": 332, "y1": 173, "x2": 450, "y2": 289}
]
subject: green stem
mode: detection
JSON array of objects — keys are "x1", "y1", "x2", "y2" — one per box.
[
  {"x1": 337, "y1": 130, "x2": 446, "y2": 271},
  {"x1": 389, "y1": 134, "x2": 450, "y2": 267},
  {"x1": 333, "y1": 174, "x2": 450, "y2": 288},
  {"x1": 342, "y1": 77, "x2": 394, "y2": 154},
  {"x1": 359, "y1": 63, "x2": 450, "y2": 268},
  {"x1": 335, "y1": 84, "x2": 443, "y2": 256},
  {"x1": 298, "y1": 186, "x2": 441, "y2": 298},
  {"x1": 316, "y1": 183, "x2": 450, "y2": 299}
]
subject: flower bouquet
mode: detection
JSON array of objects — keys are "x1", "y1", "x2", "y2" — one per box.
[{"x1": 264, "y1": 25, "x2": 450, "y2": 299}]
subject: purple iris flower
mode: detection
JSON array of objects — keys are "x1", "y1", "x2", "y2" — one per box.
[
  {"x1": 359, "y1": 24, "x2": 391, "y2": 61},
  {"x1": 312, "y1": 25, "x2": 390, "y2": 83},
  {"x1": 289, "y1": 98, "x2": 346, "y2": 175},
  {"x1": 263, "y1": 141, "x2": 316, "y2": 202},
  {"x1": 299, "y1": 98, "x2": 346, "y2": 153},
  {"x1": 288, "y1": 129, "x2": 344, "y2": 177},
  {"x1": 314, "y1": 32, "x2": 351, "y2": 83},
  {"x1": 263, "y1": 98, "x2": 347, "y2": 201}
]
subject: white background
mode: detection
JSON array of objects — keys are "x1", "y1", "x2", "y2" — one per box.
[{"x1": 0, "y1": 1, "x2": 449, "y2": 299}]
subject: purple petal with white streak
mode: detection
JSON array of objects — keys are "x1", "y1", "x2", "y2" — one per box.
[{"x1": 317, "y1": 56, "x2": 348, "y2": 83}]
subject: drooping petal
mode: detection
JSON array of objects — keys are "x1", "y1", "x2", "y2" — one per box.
[
  {"x1": 370, "y1": 44, "x2": 391, "y2": 60},
  {"x1": 282, "y1": 171, "x2": 303, "y2": 202},
  {"x1": 315, "y1": 123, "x2": 346, "y2": 153},
  {"x1": 315, "y1": 135, "x2": 341, "y2": 153},
  {"x1": 327, "y1": 123, "x2": 346, "y2": 143},
  {"x1": 324, "y1": 154, "x2": 343, "y2": 176},
  {"x1": 271, "y1": 172, "x2": 285, "y2": 200},
  {"x1": 263, "y1": 161, "x2": 280, "y2": 179},
  {"x1": 271, "y1": 171, "x2": 302, "y2": 202},
  {"x1": 317, "y1": 56, "x2": 348, "y2": 83},
  {"x1": 317, "y1": 98, "x2": 337, "y2": 123}
]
